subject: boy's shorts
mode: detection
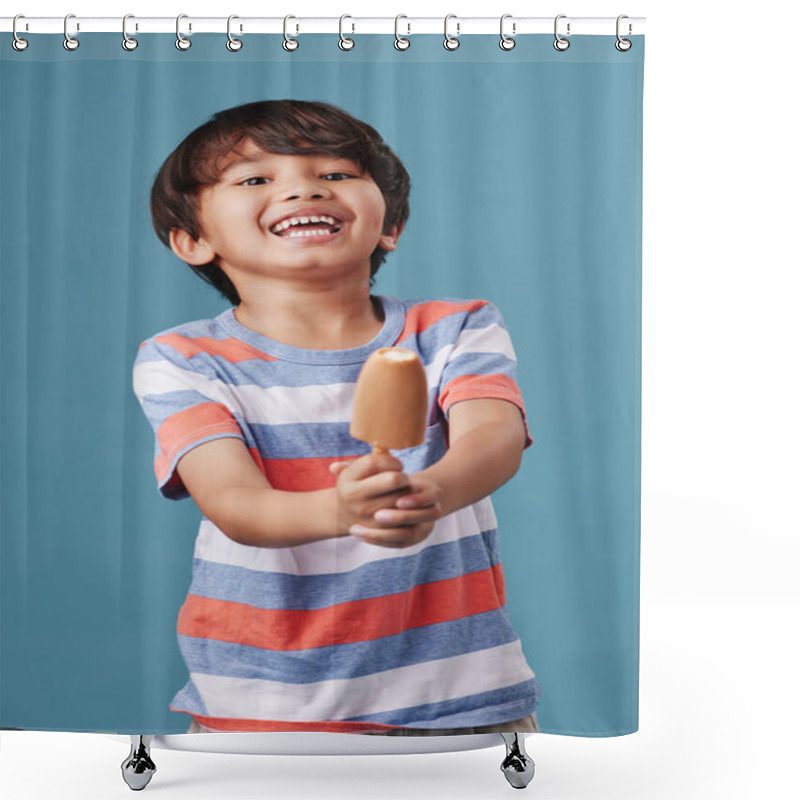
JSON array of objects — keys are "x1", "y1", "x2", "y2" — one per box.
[{"x1": 186, "y1": 713, "x2": 538, "y2": 735}]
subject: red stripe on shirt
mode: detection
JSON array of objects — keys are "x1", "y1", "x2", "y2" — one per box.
[
  {"x1": 178, "y1": 712, "x2": 404, "y2": 733},
  {"x1": 155, "y1": 403, "x2": 242, "y2": 482},
  {"x1": 439, "y1": 374, "x2": 533, "y2": 449},
  {"x1": 396, "y1": 299, "x2": 490, "y2": 344},
  {"x1": 440, "y1": 372, "x2": 523, "y2": 411},
  {"x1": 176, "y1": 564, "x2": 506, "y2": 650},
  {"x1": 153, "y1": 333, "x2": 276, "y2": 364},
  {"x1": 262, "y1": 455, "x2": 358, "y2": 491}
]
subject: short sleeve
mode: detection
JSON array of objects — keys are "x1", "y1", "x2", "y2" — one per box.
[
  {"x1": 133, "y1": 336, "x2": 246, "y2": 500},
  {"x1": 438, "y1": 301, "x2": 533, "y2": 449}
]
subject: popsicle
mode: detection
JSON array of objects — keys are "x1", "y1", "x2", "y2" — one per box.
[{"x1": 350, "y1": 348, "x2": 428, "y2": 455}]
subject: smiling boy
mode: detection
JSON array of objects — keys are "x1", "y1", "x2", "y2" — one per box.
[{"x1": 134, "y1": 100, "x2": 541, "y2": 735}]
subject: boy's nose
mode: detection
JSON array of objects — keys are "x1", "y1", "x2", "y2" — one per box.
[{"x1": 281, "y1": 177, "x2": 333, "y2": 202}]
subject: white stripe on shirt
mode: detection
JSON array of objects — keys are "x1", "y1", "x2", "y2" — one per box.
[
  {"x1": 191, "y1": 639, "x2": 535, "y2": 722},
  {"x1": 192, "y1": 498, "x2": 496, "y2": 576}
]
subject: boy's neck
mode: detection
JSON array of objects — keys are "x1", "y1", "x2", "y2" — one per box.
[{"x1": 233, "y1": 287, "x2": 385, "y2": 351}]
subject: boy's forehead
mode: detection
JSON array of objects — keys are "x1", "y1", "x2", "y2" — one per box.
[
  {"x1": 216, "y1": 140, "x2": 272, "y2": 173},
  {"x1": 217, "y1": 140, "x2": 357, "y2": 175}
]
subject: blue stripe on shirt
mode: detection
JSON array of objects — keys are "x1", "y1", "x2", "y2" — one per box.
[{"x1": 188, "y1": 530, "x2": 502, "y2": 610}]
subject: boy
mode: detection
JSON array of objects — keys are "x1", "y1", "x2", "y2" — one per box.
[{"x1": 134, "y1": 100, "x2": 541, "y2": 735}]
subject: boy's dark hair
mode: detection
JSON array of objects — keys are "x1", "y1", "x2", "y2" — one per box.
[{"x1": 150, "y1": 100, "x2": 411, "y2": 305}]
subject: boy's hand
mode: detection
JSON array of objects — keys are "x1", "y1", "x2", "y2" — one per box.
[
  {"x1": 329, "y1": 453, "x2": 412, "y2": 536},
  {"x1": 330, "y1": 459, "x2": 443, "y2": 549}
]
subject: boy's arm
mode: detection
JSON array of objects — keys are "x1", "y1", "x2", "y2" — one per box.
[
  {"x1": 176, "y1": 438, "x2": 343, "y2": 548},
  {"x1": 413, "y1": 398, "x2": 528, "y2": 517}
]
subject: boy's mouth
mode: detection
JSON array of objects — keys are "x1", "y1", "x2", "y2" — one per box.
[{"x1": 270, "y1": 214, "x2": 343, "y2": 239}]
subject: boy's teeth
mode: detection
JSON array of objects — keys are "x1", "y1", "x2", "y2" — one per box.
[
  {"x1": 272, "y1": 214, "x2": 339, "y2": 234},
  {"x1": 286, "y1": 228, "x2": 337, "y2": 238}
]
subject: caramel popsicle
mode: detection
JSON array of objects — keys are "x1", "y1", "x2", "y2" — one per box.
[{"x1": 350, "y1": 348, "x2": 428, "y2": 455}]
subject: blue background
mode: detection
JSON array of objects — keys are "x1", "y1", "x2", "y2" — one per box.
[{"x1": 0, "y1": 33, "x2": 643, "y2": 735}]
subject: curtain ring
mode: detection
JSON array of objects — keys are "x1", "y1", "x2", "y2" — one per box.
[
  {"x1": 283, "y1": 15, "x2": 299, "y2": 51},
  {"x1": 227, "y1": 15, "x2": 243, "y2": 51},
  {"x1": 615, "y1": 15, "x2": 632, "y2": 51},
  {"x1": 339, "y1": 15, "x2": 355, "y2": 50},
  {"x1": 176, "y1": 14, "x2": 191, "y2": 50},
  {"x1": 63, "y1": 13, "x2": 80, "y2": 51},
  {"x1": 122, "y1": 14, "x2": 138, "y2": 51},
  {"x1": 553, "y1": 14, "x2": 570, "y2": 51},
  {"x1": 499, "y1": 14, "x2": 516, "y2": 51},
  {"x1": 394, "y1": 15, "x2": 410, "y2": 50},
  {"x1": 443, "y1": 14, "x2": 460, "y2": 51},
  {"x1": 12, "y1": 14, "x2": 29, "y2": 51}
]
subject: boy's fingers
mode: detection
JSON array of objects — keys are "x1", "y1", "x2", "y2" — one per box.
[
  {"x1": 346, "y1": 453, "x2": 404, "y2": 481},
  {"x1": 349, "y1": 525, "x2": 419, "y2": 548},
  {"x1": 358, "y1": 470, "x2": 411, "y2": 500},
  {"x1": 373, "y1": 502, "x2": 441, "y2": 525},
  {"x1": 394, "y1": 490, "x2": 429, "y2": 508}
]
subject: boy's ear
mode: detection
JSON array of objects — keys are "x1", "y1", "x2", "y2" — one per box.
[
  {"x1": 379, "y1": 221, "x2": 404, "y2": 252},
  {"x1": 169, "y1": 228, "x2": 216, "y2": 266}
]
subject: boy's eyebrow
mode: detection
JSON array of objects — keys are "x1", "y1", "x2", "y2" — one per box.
[
  {"x1": 218, "y1": 154, "x2": 268, "y2": 178},
  {"x1": 218, "y1": 151, "x2": 362, "y2": 179}
]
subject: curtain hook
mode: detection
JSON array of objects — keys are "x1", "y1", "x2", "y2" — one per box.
[
  {"x1": 553, "y1": 14, "x2": 570, "y2": 51},
  {"x1": 12, "y1": 14, "x2": 29, "y2": 51},
  {"x1": 339, "y1": 14, "x2": 355, "y2": 50},
  {"x1": 63, "y1": 13, "x2": 80, "y2": 51},
  {"x1": 227, "y1": 15, "x2": 243, "y2": 51},
  {"x1": 122, "y1": 14, "x2": 138, "y2": 51},
  {"x1": 615, "y1": 15, "x2": 632, "y2": 51},
  {"x1": 499, "y1": 14, "x2": 516, "y2": 51},
  {"x1": 175, "y1": 14, "x2": 191, "y2": 50},
  {"x1": 443, "y1": 14, "x2": 460, "y2": 51},
  {"x1": 283, "y1": 15, "x2": 299, "y2": 51},
  {"x1": 394, "y1": 15, "x2": 410, "y2": 51}
]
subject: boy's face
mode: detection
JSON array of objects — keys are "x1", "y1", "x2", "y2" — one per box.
[{"x1": 171, "y1": 140, "x2": 401, "y2": 286}]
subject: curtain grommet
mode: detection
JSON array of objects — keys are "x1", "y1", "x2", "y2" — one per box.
[
  {"x1": 615, "y1": 15, "x2": 632, "y2": 51},
  {"x1": 394, "y1": 15, "x2": 410, "y2": 50},
  {"x1": 175, "y1": 14, "x2": 191, "y2": 51},
  {"x1": 553, "y1": 14, "x2": 570, "y2": 51},
  {"x1": 12, "y1": 15, "x2": 29, "y2": 51},
  {"x1": 122, "y1": 14, "x2": 138, "y2": 51},
  {"x1": 339, "y1": 15, "x2": 355, "y2": 51},
  {"x1": 226, "y1": 15, "x2": 243, "y2": 51},
  {"x1": 443, "y1": 14, "x2": 460, "y2": 51},
  {"x1": 63, "y1": 14, "x2": 80, "y2": 51},
  {"x1": 283, "y1": 15, "x2": 299, "y2": 51},
  {"x1": 499, "y1": 14, "x2": 516, "y2": 51}
]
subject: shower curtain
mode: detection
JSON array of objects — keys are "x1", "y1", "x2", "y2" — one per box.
[{"x1": 0, "y1": 28, "x2": 644, "y2": 737}]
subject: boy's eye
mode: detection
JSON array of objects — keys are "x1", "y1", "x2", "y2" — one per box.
[{"x1": 236, "y1": 172, "x2": 356, "y2": 186}]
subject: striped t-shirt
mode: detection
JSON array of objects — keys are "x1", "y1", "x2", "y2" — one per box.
[{"x1": 132, "y1": 295, "x2": 541, "y2": 733}]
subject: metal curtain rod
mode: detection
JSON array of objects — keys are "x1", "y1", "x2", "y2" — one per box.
[{"x1": 1, "y1": 16, "x2": 646, "y2": 35}]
